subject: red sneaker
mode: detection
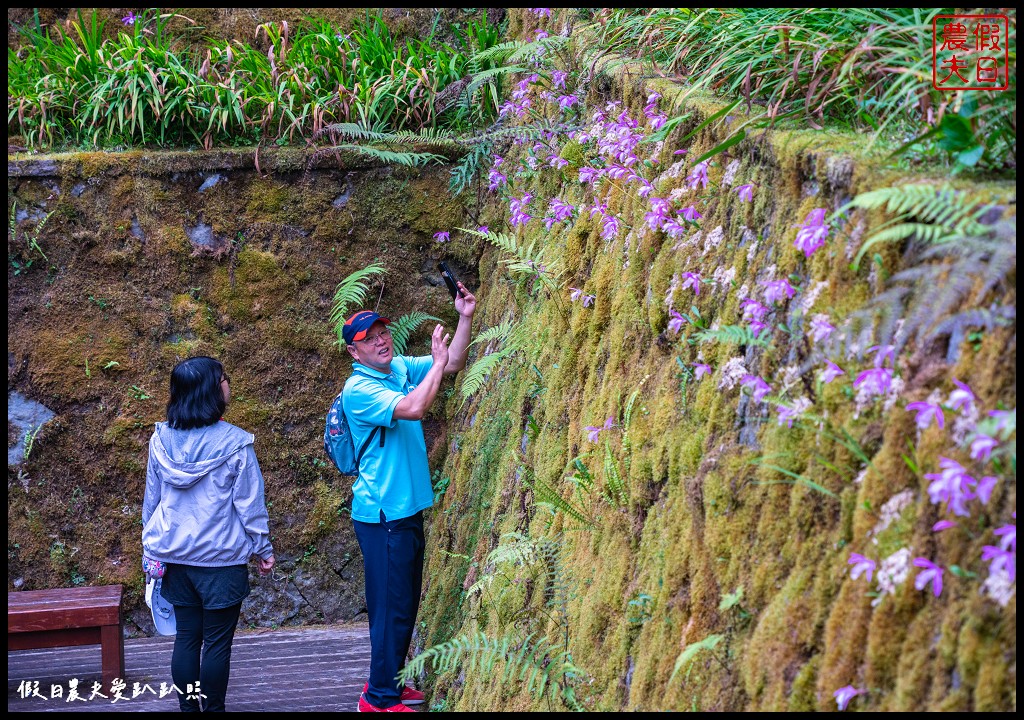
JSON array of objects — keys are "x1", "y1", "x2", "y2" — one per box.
[
  {"x1": 357, "y1": 693, "x2": 415, "y2": 713},
  {"x1": 362, "y1": 683, "x2": 425, "y2": 706}
]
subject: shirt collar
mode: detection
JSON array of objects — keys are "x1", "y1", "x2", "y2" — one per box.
[{"x1": 353, "y1": 361, "x2": 392, "y2": 379}]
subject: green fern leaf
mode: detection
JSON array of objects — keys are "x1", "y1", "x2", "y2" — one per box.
[
  {"x1": 329, "y1": 144, "x2": 446, "y2": 167},
  {"x1": 670, "y1": 634, "x2": 723, "y2": 683},
  {"x1": 389, "y1": 312, "x2": 441, "y2": 355},
  {"x1": 330, "y1": 263, "x2": 387, "y2": 346},
  {"x1": 459, "y1": 349, "x2": 507, "y2": 401},
  {"x1": 470, "y1": 317, "x2": 516, "y2": 347}
]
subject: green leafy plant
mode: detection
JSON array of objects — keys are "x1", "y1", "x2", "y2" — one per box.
[
  {"x1": 692, "y1": 324, "x2": 769, "y2": 347},
  {"x1": 669, "y1": 633, "x2": 725, "y2": 683},
  {"x1": 399, "y1": 631, "x2": 584, "y2": 709},
  {"x1": 329, "y1": 262, "x2": 387, "y2": 347},
  {"x1": 590, "y1": 8, "x2": 1015, "y2": 170},
  {"x1": 839, "y1": 183, "x2": 994, "y2": 270},
  {"x1": 460, "y1": 319, "x2": 529, "y2": 402},
  {"x1": 389, "y1": 311, "x2": 442, "y2": 355}
]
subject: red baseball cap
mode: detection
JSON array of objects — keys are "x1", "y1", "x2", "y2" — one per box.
[{"x1": 343, "y1": 310, "x2": 391, "y2": 345}]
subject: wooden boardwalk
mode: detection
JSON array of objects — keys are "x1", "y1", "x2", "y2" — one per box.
[{"x1": 7, "y1": 624, "x2": 394, "y2": 712}]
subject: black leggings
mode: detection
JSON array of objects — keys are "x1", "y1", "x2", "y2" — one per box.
[{"x1": 170, "y1": 603, "x2": 242, "y2": 712}]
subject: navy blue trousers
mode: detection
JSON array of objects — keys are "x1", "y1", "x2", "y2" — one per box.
[{"x1": 353, "y1": 510, "x2": 425, "y2": 708}]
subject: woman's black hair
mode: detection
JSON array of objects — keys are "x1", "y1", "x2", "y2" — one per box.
[{"x1": 166, "y1": 356, "x2": 226, "y2": 430}]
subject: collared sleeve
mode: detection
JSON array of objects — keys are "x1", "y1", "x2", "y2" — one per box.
[
  {"x1": 231, "y1": 444, "x2": 274, "y2": 561},
  {"x1": 345, "y1": 376, "x2": 404, "y2": 428}
]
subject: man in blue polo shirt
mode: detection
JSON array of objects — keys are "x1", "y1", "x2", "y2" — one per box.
[{"x1": 341, "y1": 280, "x2": 477, "y2": 713}]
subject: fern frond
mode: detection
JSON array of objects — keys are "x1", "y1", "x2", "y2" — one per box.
[
  {"x1": 461, "y1": 226, "x2": 520, "y2": 255},
  {"x1": 327, "y1": 144, "x2": 446, "y2": 167},
  {"x1": 399, "y1": 631, "x2": 584, "y2": 706},
  {"x1": 602, "y1": 439, "x2": 628, "y2": 508},
  {"x1": 507, "y1": 35, "x2": 569, "y2": 64},
  {"x1": 330, "y1": 263, "x2": 387, "y2": 346},
  {"x1": 845, "y1": 183, "x2": 995, "y2": 268},
  {"x1": 470, "y1": 39, "x2": 529, "y2": 65},
  {"x1": 669, "y1": 634, "x2": 724, "y2": 683},
  {"x1": 459, "y1": 349, "x2": 507, "y2": 401},
  {"x1": 471, "y1": 317, "x2": 516, "y2": 347},
  {"x1": 692, "y1": 324, "x2": 769, "y2": 347},
  {"x1": 389, "y1": 312, "x2": 441, "y2": 355},
  {"x1": 531, "y1": 479, "x2": 595, "y2": 527},
  {"x1": 449, "y1": 138, "x2": 492, "y2": 194},
  {"x1": 463, "y1": 66, "x2": 527, "y2": 101}
]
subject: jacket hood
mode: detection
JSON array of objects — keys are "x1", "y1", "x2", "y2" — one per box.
[{"x1": 150, "y1": 421, "x2": 254, "y2": 489}]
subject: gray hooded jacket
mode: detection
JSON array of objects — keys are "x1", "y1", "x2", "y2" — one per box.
[{"x1": 142, "y1": 421, "x2": 273, "y2": 566}]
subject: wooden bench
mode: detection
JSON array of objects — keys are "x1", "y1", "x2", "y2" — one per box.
[{"x1": 8, "y1": 585, "x2": 125, "y2": 691}]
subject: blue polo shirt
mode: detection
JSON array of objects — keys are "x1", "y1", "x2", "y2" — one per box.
[{"x1": 342, "y1": 355, "x2": 435, "y2": 523}]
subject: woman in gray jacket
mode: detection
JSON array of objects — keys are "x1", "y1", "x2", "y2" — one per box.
[{"x1": 142, "y1": 356, "x2": 275, "y2": 712}]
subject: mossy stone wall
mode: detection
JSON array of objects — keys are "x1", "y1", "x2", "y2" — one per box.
[
  {"x1": 8, "y1": 147, "x2": 475, "y2": 634},
  {"x1": 415, "y1": 13, "x2": 1016, "y2": 713}
]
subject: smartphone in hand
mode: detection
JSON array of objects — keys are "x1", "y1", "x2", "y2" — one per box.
[{"x1": 438, "y1": 261, "x2": 465, "y2": 299}]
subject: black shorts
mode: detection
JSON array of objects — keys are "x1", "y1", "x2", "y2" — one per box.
[{"x1": 161, "y1": 563, "x2": 250, "y2": 610}]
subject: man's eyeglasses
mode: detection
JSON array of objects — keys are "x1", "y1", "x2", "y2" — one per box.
[
  {"x1": 220, "y1": 373, "x2": 230, "y2": 384},
  {"x1": 357, "y1": 329, "x2": 391, "y2": 346}
]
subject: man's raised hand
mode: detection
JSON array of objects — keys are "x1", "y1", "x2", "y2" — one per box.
[{"x1": 431, "y1": 324, "x2": 451, "y2": 368}]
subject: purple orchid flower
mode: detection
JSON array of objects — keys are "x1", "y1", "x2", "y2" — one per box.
[
  {"x1": 993, "y1": 522, "x2": 1016, "y2": 552},
  {"x1": 763, "y1": 278, "x2": 795, "y2": 304},
  {"x1": 925, "y1": 457, "x2": 975, "y2": 517},
  {"x1": 663, "y1": 218, "x2": 687, "y2": 239},
  {"x1": 847, "y1": 553, "x2": 876, "y2": 583},
  {"x1": 981, "y1": 546, "x2": 1016, "y2": 582},
  {"x1": 741, "y1": 374, "x2": 772, "y2": 403},
  {"x1": 906, "y1": 401, "x2": 944, "y2": 431},
  {"x1": 913, "y1": 557, "x2": 943, "y2": 597},
  {"x1": 552, "y1": 70, "x2": 568, "y2": 89},
  {"x1": 867, "y1": 344, "x2": 897, "y2": 367},
  {"x1": 776, "y1": 403, "x2": 805, "y2": 428},
  {"x1": 974, "y1": 476, "x2": 997, "y2": 505},
  {"x1": 557, "y1": 94, "x2": 578, "y2": 111},
  {"x1": 735, "y1": 184, "x2": 755, "y2": 202},
  {"x1": 549, "y1": 198, "x2": 575, "y2": 223},
  {"x1": 948, "y1": 379, "x2": 975, "y2": 414},
  {"x1": 819, "y1": 361, "x2": 845, "y2": 384},
  {"x1": 569, "y1": 287, "x2": 583, "y2": 302},
  {"x1": 681, "y1": 206, "x2": 702, "y2": 223},
  {"x1": 529, "y1": 8, "x2": 552, "y2": 17},
  {"x1": 794, "y1": 208, "x2": 830, "y2": 258},
  {"x1": 681, "y1": 272, "x2": 701, "y2": 296},
  {"x1": 740, "y1": 298, "x2": 769, "y2": 324},
  {"x1": 686, "y1": 161, "x2": 710, "y2": 191},
  {"x1": 122, "y1": 12, "x2": 137, "y2": 26},
  {"x1": 970, "y1": 434, "x2": 998, "y2": 462},
  {"x1": 834, "y1": 686, "x2": 864, "y2": 712},
  {"x1": 668, "y1": 309, "x2": 684, "y2": 335},
  {"x1": 600, "y1": 215, "x2": 620, "y2": 241},
  {"x1": 808, "y1": 314, "x2": 835, "y2": 343},
  {"x1": 579, "y1": 166, "x2": 603, "y2": 184},
  {"x1": 477, "y1": 225, "x2": 489, "y2": 234},
  {"x1": 433, "y1": 231, "x2": 450, "y2": 243},
  {"x1": 582, "y1": 293, "x2": 596, "y2": 308},
  {"x1": 693, "y1": 363, "x2": 712, "y2": 379},
  {"x1": 854, "y1": 367, "x2": 893, "y2": 398},
  {"x1": 488, "y1": 167, "x2": 507, "y2": 192},
  {"x1": 933, "y1": 520, "x2": 958, "y2": 532}
]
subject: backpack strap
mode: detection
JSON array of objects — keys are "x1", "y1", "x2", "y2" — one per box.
[{"x1": 354, "y1": 426, "x2": 385, "y2": 473}]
